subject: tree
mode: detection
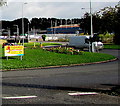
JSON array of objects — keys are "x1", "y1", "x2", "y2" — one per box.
[
  {"x1": 0, "y1": 0, "x2": 7, "y2": 7},
  {"x1": 81, "y1": 2, "x2": 120, "y2": 44},
  {"x1": 113, "y1": 3, "x2": 120, "y2": 44},
  {"x1": 80, "y1": 12, "x2": 101, "y2": 34},
  {"x1": 41, "y1": 35, "x2": 46, "y2": 41},
  {"x1": 99, "y1": 2, "x2": 120, "y2": 44}
]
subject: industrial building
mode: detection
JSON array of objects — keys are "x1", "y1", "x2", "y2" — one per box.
[{"x1": 47, "y1": 24, "x2": 83, "y2": 34}]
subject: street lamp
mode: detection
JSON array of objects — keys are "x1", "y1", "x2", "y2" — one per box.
[
  {"x1": 51, "y1": 20, "x2": 53, "y2": 34},
  {"x1": 89, "y1": 0, "x2": 94, "y2": 52},
  {"x1": 90, "y1": 0, "x2": 93, "y2": 38},
  {"x1": 22, "y1": 2, "x2": 27, "y2": 46},
  {"x1": 14, "y1": 25, "x2": 19, "y2": 43},
  {"x1": 7, "y1": 27, "x2": 10, "y2": 39},
  {"x1": 81, "y1": 0, "x2": 93, "y2": 52},
  {"x1": 28, "y1": 22, "x2": 29, "y2": 41},
  {"x1": 14, "y1": 25, "x2": 19, "y2": 36}
]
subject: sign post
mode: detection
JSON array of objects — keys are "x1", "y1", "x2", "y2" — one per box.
[
  {"x1": 6, "y1": 56, "x2": 8, "y2": 60},
  {"x1": 4, "y1": 46, "x2": 24, "y2": 60},
  {"x1": 20, "y1": 56, "x2": 23, "y2": 60}
]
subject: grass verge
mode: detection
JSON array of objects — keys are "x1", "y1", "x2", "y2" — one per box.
[
  {"x1": 24, "y1": 42, "x2": 62, "y2": 47},
  {"x1": 104, "y1": 44, "x2": 120, "y2": 49},
  {"x1": 1, "y1": 47, "x2": 116, "y2": 70}
]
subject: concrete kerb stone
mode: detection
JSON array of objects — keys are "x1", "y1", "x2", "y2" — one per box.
[{"x1": 1, "y1": 57, "x2": 118, "y2": 72}]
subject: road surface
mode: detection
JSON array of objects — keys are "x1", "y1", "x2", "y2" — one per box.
[{"x1": 2, "y1": 49, "x2": 120, "y2": 104}]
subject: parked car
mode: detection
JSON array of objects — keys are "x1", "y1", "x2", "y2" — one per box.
[{"x1": 2, "y1": 43, "x2": 14, "y2": 48}]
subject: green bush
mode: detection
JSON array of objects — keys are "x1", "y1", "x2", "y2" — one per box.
[
  {"x1": 42, "y1": 35, "x2": 46, "y2": 41},
  {"x1": 45, "y1": 47, "x2": 84, "y2": 55},
  {"x1": 98, "y1": 33, "x2": 114, "y2": 43},
  {"x1": 48, "y1": 38, "x2": 69, "y2": 42}
]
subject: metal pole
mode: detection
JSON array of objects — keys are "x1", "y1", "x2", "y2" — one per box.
[
  {"x1": 14, "y1": 25, "x2": 19, "y2": 36},
  {"x1": 89, "y1": 0, "x2": 93, "y2": 52},
  {"x1": 66, "y1": 19, "x2": 67, "y2": 28},
  {"x1": 60, "y1": 19, "x2": 62, "y2": 25},
  {"x1": 66, "y1": 19, "x2": 67, "y2": 34},
  {"x1": 20, "y1": 56, "x2": 22, "y2": 60},
  {"x1": 33, "y1": 26, "x2": 35, "y2": 36},
  {"x1": 51, "y1": 20, "x2": 53, "y2": 34},
  {"x1": 81, "y1": 1, "x2": 93, "y2": 52},
  {"x1": 51, "y1": 20, "x2": 54, "y2": 38},
  {"x1": 8, "y1": 28, "x2": 10, "y2": 39},
  {"x1": 17, "y1": 25, "x2": 19, "y2": 37},
  {"x1": 28, "y1": 23, "x2": 29, "y2": 41},
  {"x1": 22, "y1": 3, "x2": 24, "y2": 46},
  {"x1": 22, "y1": 2, "x2": 27, "y2": 46},
  {"x1": 90, "y1": 0, "x2": 93, "y2": 38},
  {"x1": 14, "y1": 25, "x2": 19, "y2": 43},
  {"x1": 6, "y1": 56, "x2": 8, "y2": 60},
  {"x1": 53, "y1": 20, "x2": 57, "y2": 39}
]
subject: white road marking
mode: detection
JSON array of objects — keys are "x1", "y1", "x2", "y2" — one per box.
[
  {"x1": 2, "y1": 95, "x2": 37, "y2": 99},
  {"x1": 68, "y1": 92, "x2": 98, "y2": 96}
]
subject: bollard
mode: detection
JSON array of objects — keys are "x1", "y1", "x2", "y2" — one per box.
[
  {"x1": 92, "y1": 42, "x2": 96, "y2": 52},
  {"x1": 40, "y1": 42, "x2": 42, "y2": 48},
  {"x1": 34, "y1": 43, "x2": 36, "y2": 48},
  {"x1": 92, "y1": 42, "x2": 99, "y2": 53}
]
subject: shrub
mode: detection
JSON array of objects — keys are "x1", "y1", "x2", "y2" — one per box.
[
  {"x1": 42, "y1": 35, "x2": 46, "y2": 41},
  {"x1": 98, "y1": 33, "x2": 114, "y2": 43},
  {"x1": 45, "y1": 47, "x2": 84, "y2": 55}
]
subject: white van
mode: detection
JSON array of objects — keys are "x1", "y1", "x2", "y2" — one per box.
[{"x1": 68, "y1": 36, "x2": 103, "y2": 50}]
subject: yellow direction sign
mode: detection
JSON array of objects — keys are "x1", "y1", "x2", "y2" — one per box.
[{"x1": 4, "y1": 46, "x2": 24, "y2": 56}]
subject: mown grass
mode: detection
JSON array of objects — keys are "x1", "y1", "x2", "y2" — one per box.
[
  {"x1": 0, "y1": 44, "x2": 2, "y2": 69},
  {"x1": 24, "y1": 42, "x2": 62, "y2": 47},
  {"x1": 1, "y1": 47, "x2": 116, "y2": 70},
  {"x1": 104, "y1": 44, "x2": 120, "y2": 49}
]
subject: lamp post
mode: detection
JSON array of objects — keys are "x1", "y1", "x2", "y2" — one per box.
[
  {"x1": 22, "y1": 2, "x2": 27, "y2": 46},
  {"x1": 82, "y1": 0, "x2": 93, "y2": 52},
  {"x1": 14, "y1": 25, "x2": 19, "y2": 36},
  {"x1": 7, "y1": 28, "x2": 10, "y2": 39},
  {"x1": 54, "y1": 20, "x2": 57, "y2": 34},
  {"x1": 60, "y1": 19, "x2": 62, "y2": 25},
  {"x1": 28, "y1": 22, "x2": 29, "y2": 42},
  {"x1": 14, "y1": 25, "x2": 19, "y2": 43},
  {"x1": 51, "y1": 20, "x2": 53, "y2": 34},
  {"x1": 90, "y1": 0, "x2": 93, "y2": 38},
  {"x1": 90, "y1": 0, "x2": 93, "y2": 52}
]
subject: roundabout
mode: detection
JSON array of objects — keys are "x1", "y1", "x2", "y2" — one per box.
[
  {"x1": 2, "y1": 49, "x2": 120, "y2": 104},
  {"x1": 1, "y1": 44, "x2": 117, "y2": 71}
]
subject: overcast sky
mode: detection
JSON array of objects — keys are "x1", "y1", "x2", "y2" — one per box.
[{"x1": 0, "y1": 0, "x2": 119, "y2": 21}]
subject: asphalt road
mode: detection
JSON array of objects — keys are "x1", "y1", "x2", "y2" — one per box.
[{"x1": 2, "y1": 49, "x2": 120, "y2": 104}]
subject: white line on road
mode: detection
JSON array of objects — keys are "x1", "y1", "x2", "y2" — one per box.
[
  {"x1": 68, "y1": 92, "x2": 99, "y2": 96},
  {"x1": 2, "y1": 95, "x2": 37, "y2": 99}
]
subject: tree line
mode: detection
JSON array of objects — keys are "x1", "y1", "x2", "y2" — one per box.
[
  {"x1": 2, "y1": 18, "x2": 81, "y2": 35},
  {"x1": 1, "y1": 1, "x2": 120, "y2": 44},
  {"x1": 80, "y1": 2, "x2": 120, "y2": 44}
]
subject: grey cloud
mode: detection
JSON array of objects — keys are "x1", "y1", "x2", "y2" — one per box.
[{"x1": 1, "y1": 2, "x2": 118, "y2": 20}]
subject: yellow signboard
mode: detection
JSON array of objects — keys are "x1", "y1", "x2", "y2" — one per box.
[{"x1": 4, "y1": 46, "x2": 24, "y2": 56}]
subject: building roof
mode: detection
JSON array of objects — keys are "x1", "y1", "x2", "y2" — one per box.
[{"x1": 50, "y1": 24, "x2": 80, "y2": 29}]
